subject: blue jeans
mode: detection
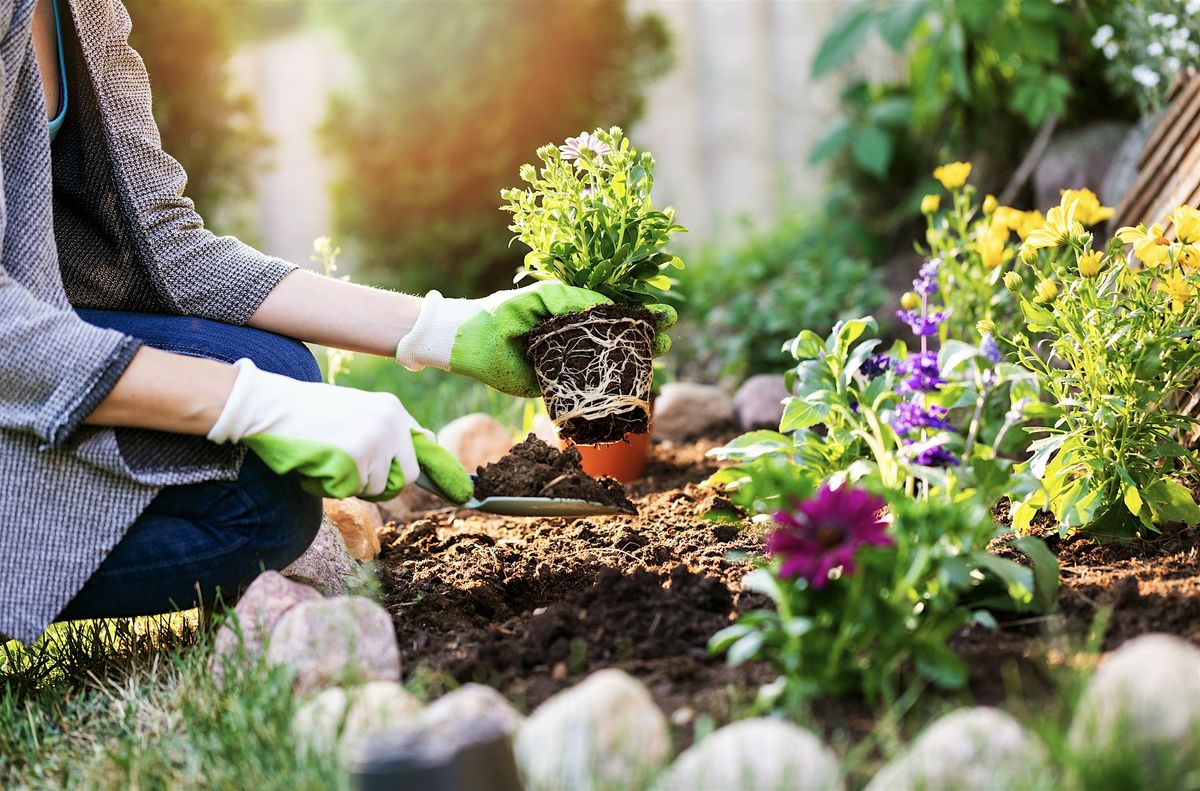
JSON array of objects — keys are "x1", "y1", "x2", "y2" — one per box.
[{"x1": 57, "y1": 310, "x2": 324, "y2": 621}]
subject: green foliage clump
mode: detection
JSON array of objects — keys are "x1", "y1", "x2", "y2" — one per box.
[
  {"x1": 672, "y1": 213, "x2": 882, "y2": 382},
  {"x1": 502, "y1": 127, "x2": 685, "y2": 306},
  {"x1": 320, "y1": 0, "x2": 672, "y2": 295}
]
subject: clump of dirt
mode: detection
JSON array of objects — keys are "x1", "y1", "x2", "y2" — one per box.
[
  {"x1": 525, "y1": 305, "x2": 654, "y2": 445},
  {"x1": 473, "y1": 434, "x2": 635, "y2": 513}
]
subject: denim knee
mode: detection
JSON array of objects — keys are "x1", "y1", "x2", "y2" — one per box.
[
  {"x1": 254, "y1": 474, "x2": 324, "y2": 572},
  {"x1": 241, "y1": 334, "x2": 323, "y2": 384}
]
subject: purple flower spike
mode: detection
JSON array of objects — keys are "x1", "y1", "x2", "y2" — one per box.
[
  {"x1": 897, "y1": 309, "x2": 948, "y2": 336},
  {"x1": 980, "y1": 333, "x2": 1002, "y2": 364},
  {"x1": 891, "y1": 402, "x2": 953, "y2": 437},
  {"x1": 860, "y1": 353, "x2": 892, "y2": 379},
  {"x1": 905, "y1": 442, "x2": 960, "y2": 467},
  {"x1": 767, "y1": 485, "x2": 892, "y2": 588},
  {"x1": 897, "y1": 352, "x2": 945, "y2": 393},
  {"x1": 913, "y1": 260, "x2": 941, "y2": 296}
]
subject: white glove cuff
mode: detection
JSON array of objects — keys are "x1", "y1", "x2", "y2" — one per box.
[
  {"x1": 395, "y1": 290, "x2": 472, "y2": 372},
  {"x1": 207, "y1": 358, "x2": 261, "y2": 444}
]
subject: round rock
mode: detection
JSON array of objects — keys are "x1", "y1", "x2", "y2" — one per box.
[
  {"x1": 323, "y1": 498, "x2": 383, "y2": 562},
  {"x1": 655, "y1": 718, "x2": 841, "y2": 791},
  {"x1": 866, "y1": 707, "x2": 1049, "y2": 791},
  {"x1": 210, "y1": 571, "x2": 322, "y2": 686},
  {"x1": 1069, "y1": 634, "x2": 1200, "y2": 758},
  {"x1": 438, "y1": 413, "x2": 514, "y2": 472},
  {"x1": 282, "y1": 515, "x2": 356, "y2": 596},
  {"x1": 653, "y1": 382, "x2": 734, "y2": 443},
  {"x1": 266, "y1": 596, "x2": 401, "y2": 697},
  {"x1": 421, "y1": 683, "x2": 523, "y2": 736},
  {"x1": 732, "y1": 374, "x2": 790, "y2": 431},
  {"x1": 516, "y1": 669, "x2": 669, "y2": 791},
  {"x1": 292, "y1": 681, "x2": 423, "y2": 758}
]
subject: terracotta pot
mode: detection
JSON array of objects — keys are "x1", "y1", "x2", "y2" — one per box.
[{"x1": 559, "y1": 429, "x2": 651, "y2": 483}]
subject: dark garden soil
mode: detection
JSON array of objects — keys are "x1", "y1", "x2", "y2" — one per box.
[
  {"x1": 472, "y1": 435, "x2": 635, "y2": 513},
  {"x1": 524, "y1": 305, "x2": 654, "y2": 445},
  {"x1": 377, "y1": 438, "x2": 1200, "y2": 744}
]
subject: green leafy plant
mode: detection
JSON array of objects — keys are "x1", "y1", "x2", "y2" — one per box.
[
  {"x1": 501, "y1": 127, "x2": 685, "y2": 306},
  {"x1": 1003, "y1": 202, "x2": 1200, "y2": 537}
]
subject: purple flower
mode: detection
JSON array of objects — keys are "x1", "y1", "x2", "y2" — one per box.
[
  {"x1": 891, "y1": 402, "x2": 953, "y2": 437},
  {"x1": 849, "y1": 400, "x2": 860, "y2": 414},
  {"x1": 859, "y1": 353, "x2": 891, "y2": 379},
  {"x1": 914, "y1": 260, "x2": 941, "y2": 296},
  {"x1": 767, "y1": 486, "x2": 892, "y2": 588},
  {"x1": 980, "y1": 333, "x2": 1002, "y2": 364},
  {"x1": 560, "y1": 132, "x2": 611, "y2": 167},
  {"x1": 896, "y1": 352, "x2": 945, "y2": 393},
  {"x1": 904, "y1": 441, "x2": 960, "y2": 467},
  {"x1": 897, "y1": 309, "x2": 948, "y2": 336}
]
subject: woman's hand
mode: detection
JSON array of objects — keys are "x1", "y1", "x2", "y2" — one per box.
[
  {"x1": 207, "y1": 359, "x2": 473, "y2": 502},
  {"x1": 395, "y1": 281, "x2": 677, "y2": 397}
]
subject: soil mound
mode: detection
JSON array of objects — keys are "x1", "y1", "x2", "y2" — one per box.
[{"x1": 473, "y1": 434, "x2": 635, "y2": 513}]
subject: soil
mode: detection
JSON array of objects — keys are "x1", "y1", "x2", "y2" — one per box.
[
  {"x1": 378, "y1": 437, "x2": 1200, "y2": 746},
  {"x1": 472, "y1": 434, "x2": 635, "y2": 513},
  {"x1": 525, "y1": 304, "x2": 654, "y2": 445}
]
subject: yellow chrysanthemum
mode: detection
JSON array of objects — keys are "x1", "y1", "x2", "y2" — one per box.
[
  {"x1": 977, "y1": 225, "x2": 1013, "y2": 270},
  {"x1": 1077, "y1": 250, "x2": 1103, "y2": 278},
  {"x1": 1025, "y1": 198, "x2": 1084, "y2": 251},
  {"x1": 994, "y1": 207, "x2": 1047, "y2": 241},
  {"x1": 933, "y1": 161, "x2": 972, "y2": 190},
  {"x1": 1178, "y1": 244, "x2": 1200, "y2": 271},
  {"x1": 982, "y1": 194, "x2": 998, "y2": 215},
  {"x1": 920, "y1": 194, "x2": 941, "y2": 215},
  {"x1": 1159, "y1": 270, "x2": 1195, "y2": 313},
  {"x1": 1060, "y1": 188, "x2": 1115, "y2": 227},
  {"x1": 1117, "y1": 223, "x2": 1173, "y2": 269},
  {"x1": 1035, "y1": 278, "x2": 1058, "y2": 303},
  {"x1": 1171, "y1": 205, "x2": 1200, "y2": 245}
]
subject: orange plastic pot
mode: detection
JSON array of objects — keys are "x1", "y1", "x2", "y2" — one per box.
[{"x1": 558, "y1": 430, "x2": 651, "y2": 483}]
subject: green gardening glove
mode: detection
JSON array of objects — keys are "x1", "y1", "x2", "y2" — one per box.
[
  {"x1": 207, "y1": 359, "x2": 474, "y2": 504},
  {"x1": 394, "y1": 281, "x2": 677, "y2": 397}
]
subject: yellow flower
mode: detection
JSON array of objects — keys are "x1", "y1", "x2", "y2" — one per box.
[
  {"x1": 1117, "y1": 223, "x2": 1173, "y2": 269},
  {"x1": 977, "y1": 319, "x2": 996, "y2": 336},
  {"x1": 1025, "y1": 197, "x2": 1084, "y2": 251},
  {"x1": 920, "y1": 194, "x2": 941, "y2": 214},
  {"x1": 1178, "y1": 244, "x2": 1200, "y2": 271},
  {"x1": 983, "y1": 194, "x2": 998, "y2": 215},
  {"x1": 1077, "y1": 250, "x2": 1103, "y2": 278},
  {"x1": 1003, "y1": 271, "x2": 1024, "y2": 290},
  {"x1": 1060, "y1": 188, "x2": 1115, "y2": 227},
  {"x1": 1158, "y1": 270, "x2": 1195, "y2": 313},
  {"x1": 1019, "y1": 243, "x2": 1039, "y2": 265},
  {"x1": 1171, "y1": 205, "x2": 1200, "y2": 245},
  {"x1": 977, "y1": 225, "x2": 1013, "y2": 270},
  {"x1": 1035, "y1": 278, "x2": 1058, "y2": 303},
  {"x1": 900, "y1": 291, "x2": 921, "y2": 310},
  {"x1": 994, "y1": 207, "x2": 1047, "y2": 241},
  {"x1": 933, "y1": 161, "x2": 972, "y2": 190}
]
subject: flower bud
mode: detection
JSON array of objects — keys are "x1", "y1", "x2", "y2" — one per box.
[
  {"x1": 976, "y1": 319, "x2": 996, "y2": 336},
  {"x1": 1019, "y1": 244, "x2": 1039, "y2": 265},
  {"x1": 983, "y1": 194, "x2": 999, "y2": 215},
  {"x1": 920, "y1": 194, "x2": 941, "y2": 215},
  {"x1": 1036, "y1": 278, "x2": 1058, "y2": 303},
  {"x1": 1078, "y1": 250, "x2": 1103, "y2": 278},
  {"x1": 1003, "y1": 271, "x2": 1024, "y2": 290},
  {"x1": 900, "y1": 291, "x2": 921, "y2": 310}
]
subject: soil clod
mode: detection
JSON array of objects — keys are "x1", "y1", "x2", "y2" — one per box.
[{"x1": 473, "y1": 434, "x2": 636, "y2": 513}]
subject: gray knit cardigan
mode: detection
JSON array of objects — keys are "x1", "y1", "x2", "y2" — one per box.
[{"x1": 0, "y1": 0, "x2": 296, "y2": 643}]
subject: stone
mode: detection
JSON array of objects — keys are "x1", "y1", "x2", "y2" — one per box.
[
  {"x1": 282, "y1": 515, "x2": 356, "y2": 596},
  {"x1": 420, "y1": 683, "x2": 523, "y2": 736},
  {"x1": 1069, "y1": 634, "x2": 1200, "y2": 760},
  {"x1": 655, "y1": 718, "x2": 841, "y2": 791},
  {"x1": 323, "y1": 498, "x2": 383, "y2": 561},
  {"x1": 210, "y1": 571, "x2": 322, "y2": 686},
  {"x1": 292, "y1": 681, "x2": 423, "y2": 758},
  {"x1": 515, "y1": 669, "x2": 670, "y2": 791},
  {"x1": 866, "y1": 707, "x2": 1049, "y2": 791},
  {"x1": 652, "y1": 382, "x2": 734, "y2": 443},
  {"x1": 732, "y1": 374, "x2": 790, "y2": 431},
  {"x1": 265, "y1": 596, "x2": 401, "y2": 697},
  {"x1": 437, "y1": 413, "x2": 514, "y2": 473},
  {"x1": 1033, "y1": 121, "x2": 1132, "y2": 213}
]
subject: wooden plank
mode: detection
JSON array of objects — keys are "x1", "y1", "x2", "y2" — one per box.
[
  {"x1": 1116, "y1": 80, "x2": 1200, "y2": 226},
  {"x1": 1138, "y1": 76, "x2": 1200, "y2": 168}
]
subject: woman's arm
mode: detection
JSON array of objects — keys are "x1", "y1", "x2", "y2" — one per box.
[
  {"x1": 246, "y1": 270, "x2": 424, "y2": 357},
  {"x1": 82, "y1": 347, "x2": 238, "y2": 435}
]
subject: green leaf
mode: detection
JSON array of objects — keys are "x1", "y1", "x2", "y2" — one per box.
[
  {"x1": 708, "y1": 622, "x2": 755, "y2": 654},
  {"x1": 781, "y1": 395, "x2": 832, "y2": 432},
  {"x1": 809, "y1": 120, "x2": 852, "y2": 164},
  {"x1": 914, "y1": 643, "x2": 967, "y2": 689},
  {"x1": 1123, "y1": 482, "x2": 1144, "y2": 520},
  {"x1": 646, "y1": 275, "x2": 671, "y2": 290},
  {"x1": 786, "y1": 330, "x2": 825, "y2": 361},
  {"x1": 1143, "y1": 478, "x2": 1200, "y2": 525},
  {"x1": 877, "y1": 0, "x2": 928, "y2": 49},
  {"x1": 812, "y1": 4, "x2": 875, "y2": 77},
  {"x1": 726, "y1": 631, "x2": 766, "y2": 665},
  {"x1": 851, "y1": 125, "x2": 893, "y2": 178},
  {"x1": 741, "y1": 568, "x2": 785, "y2": 603},
  {"x1": 1020, "y1": 299, "x2": 1056, "y2": 329},
  {"x1": 1027, "y1": 433, "x2": 1067, "y2": 480},
  {"x1": 1009, "y1": 536, "x2": 1061, "y2": 613}
]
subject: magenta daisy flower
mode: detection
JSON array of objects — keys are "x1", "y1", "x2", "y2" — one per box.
[
  {"x1": 766, "y1": 486, "x2": 891, "y2": 588},
  {"x1": 559, "y1": 132, "x2": 611, "y2": 167}
]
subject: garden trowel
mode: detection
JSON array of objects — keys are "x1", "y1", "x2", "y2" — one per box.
[{"x1": 415, "y1": 471, "x2": 630, "y2": 517}]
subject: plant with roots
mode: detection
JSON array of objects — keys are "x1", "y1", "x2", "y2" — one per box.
[{"x1": 500, "y1": 129, "x2": 685, "y2": 443}]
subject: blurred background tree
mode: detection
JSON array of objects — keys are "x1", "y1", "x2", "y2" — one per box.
[
  {"x1": 125, "y1": 0, "x2": 276, "y2": 239},
  {"x1": 318, "y1": 0, "x2": 672, "y2": 295}
]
